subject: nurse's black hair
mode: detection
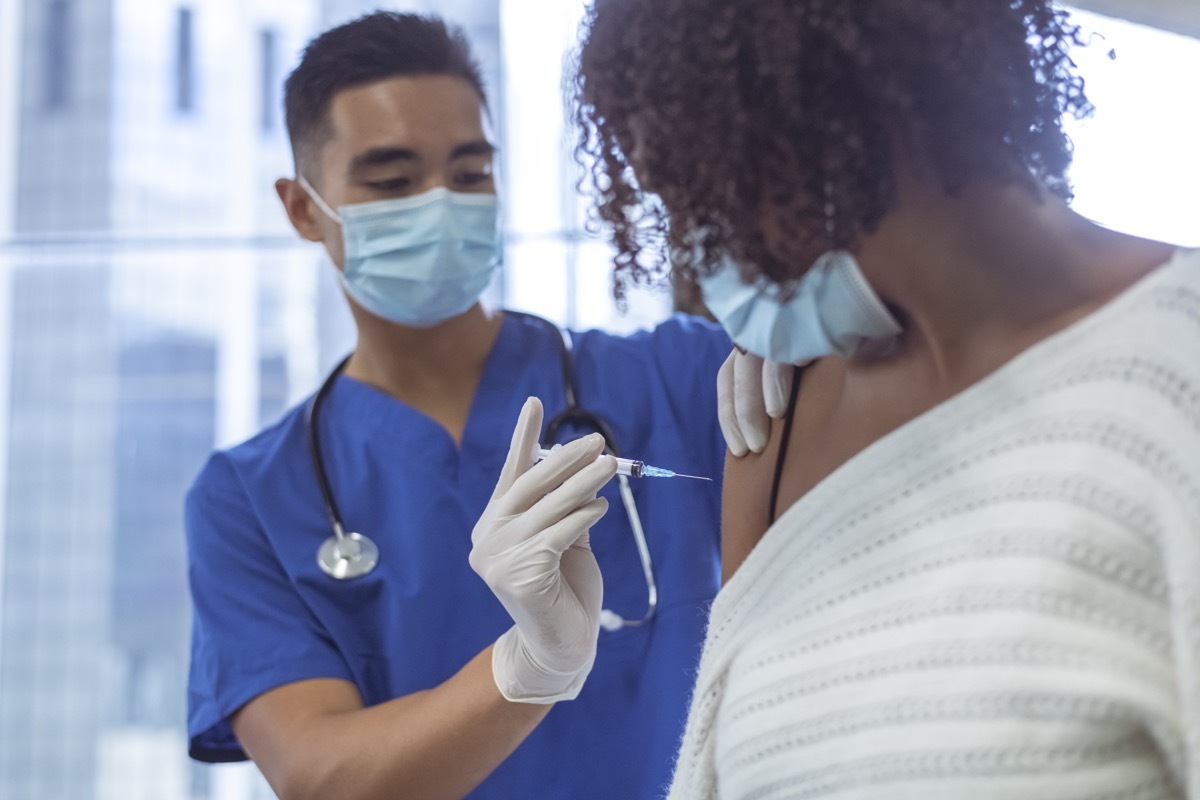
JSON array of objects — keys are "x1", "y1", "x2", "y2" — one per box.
[
  {"x1": 572, "y1": 0, "x2": 1096, "y2": 301},
  {"x1": 284, "y1": 11, "x2": 487, "y2": 180}
]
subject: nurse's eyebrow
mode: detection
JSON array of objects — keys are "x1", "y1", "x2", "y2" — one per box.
[
  {"x1": 449, "y1": 140, "x2": 496, "y2": 159},
  {"x1": 349, "y1": 147, "x2": 418, "y2": 173},
  {"x1": 348, "y1": 141, "x2": 497, "y2": 175}
]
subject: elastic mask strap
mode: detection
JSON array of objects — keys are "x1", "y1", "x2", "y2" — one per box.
[{"x1": 297, "y1": 175, "x2": 342, "y2": 223}]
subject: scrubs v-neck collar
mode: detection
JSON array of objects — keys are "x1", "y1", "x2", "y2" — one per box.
[{"x1": 323, "y1": 312, "x2": 533, "y2": 485}]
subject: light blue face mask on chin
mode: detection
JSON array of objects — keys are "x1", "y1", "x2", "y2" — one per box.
[
  {"x1": 698, "y1": 250, "x2": 902, "y2": 365},
  {"x1": 299, "y1": 176, "x2": 501, "y2": 328}
]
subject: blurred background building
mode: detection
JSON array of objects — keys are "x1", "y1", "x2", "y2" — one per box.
[{"x1": 0, "y1": 1, "x2": 1195, "y2": 798}]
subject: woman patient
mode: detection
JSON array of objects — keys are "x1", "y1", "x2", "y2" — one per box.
[{"x1": 575, "y1": 1, "x2": 1200, "y2": 798}]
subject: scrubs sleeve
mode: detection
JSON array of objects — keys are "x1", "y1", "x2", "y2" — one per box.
[
  {"x1": 185, "y1": 451, "x2": 353, "y2": 762},
  {"x1": 648, "y1": 314, "x2": 732, "y2": 470}
]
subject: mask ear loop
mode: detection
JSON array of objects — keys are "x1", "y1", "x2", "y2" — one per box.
[{"x1": 297, "y1": 175, "x2": 342, "y2": 223}]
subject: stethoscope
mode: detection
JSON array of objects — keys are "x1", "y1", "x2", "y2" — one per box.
[{"x1": 305, "y1": 311, "x2": 657, "y2": 631}]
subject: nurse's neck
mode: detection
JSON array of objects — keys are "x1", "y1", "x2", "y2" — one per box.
[{"x1": 344, "y1": 302, "x2": 506, "y2": 445}]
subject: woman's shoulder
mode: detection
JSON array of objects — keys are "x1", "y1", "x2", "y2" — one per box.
[{"x1": 1095, "y1": 246, "x2": 1200, "y2": 332}]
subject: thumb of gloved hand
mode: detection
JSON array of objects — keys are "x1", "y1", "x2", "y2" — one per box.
[
  {"x1": 470, "y1": 397, "x2": 616, "y2": 703},
  {"x1": 717, "y1": 349, "x2": 797, "y2": 457}
]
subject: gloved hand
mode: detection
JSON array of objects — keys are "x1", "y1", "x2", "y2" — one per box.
[
  {"x1": 470, "y1": 396, "x2": 617, "y2": 703},
  {"x1": 717, "y1": 348, "x2": 796, "y2": 456}
]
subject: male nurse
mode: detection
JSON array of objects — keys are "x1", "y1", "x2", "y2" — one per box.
[{"x1": 184, "y1": 12, "x2": 730, "y2": 799}]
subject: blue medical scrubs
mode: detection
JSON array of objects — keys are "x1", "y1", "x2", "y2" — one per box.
[{"x1": 185, "y1": 312, "x2": 730, "y2": 798}]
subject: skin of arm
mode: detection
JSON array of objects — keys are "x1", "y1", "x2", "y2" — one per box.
[
  {"x1": 720, "y1": 419, "x2": 786, "y2": 585},
  {"x1": 232, "y1": 644, "x2": 551, "y2": 800}
]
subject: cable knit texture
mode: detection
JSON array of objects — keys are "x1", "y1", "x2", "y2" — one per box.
[{"x1": 669, "y1": 249, "x2": 1200, "y2": 800}]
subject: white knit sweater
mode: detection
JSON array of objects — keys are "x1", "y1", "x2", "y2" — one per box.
[{"x1": 669, "y1": 249, "x2": 1200, "y2": 800}]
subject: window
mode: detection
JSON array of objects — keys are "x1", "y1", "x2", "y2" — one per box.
[
  {"x1": 1065, "y1": 8, "x2": 1200, "y2": 247},
  {"x1": 1, "y1": 5, "x2": 1194, "y2": 798},
  {"x1": 43, "y1": 0, "x2": 71, "y2": 111},
  {"x1": 175, "y1": 8, "x2": 194, "y2": 113},
  {"x1": 260, "y1": 29, "x2": 277, "y2": 133}
]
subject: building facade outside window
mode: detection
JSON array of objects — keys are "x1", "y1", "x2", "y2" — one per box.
[
  {"x1": 175, "y1": 8, "x2": 195, "y2": 113},
  {"x1": 259, "y1": 28, "x2": 277, "y2": 134},
  {"x1": 43, "y1": 0, "x2": 72, "y2": 111}
]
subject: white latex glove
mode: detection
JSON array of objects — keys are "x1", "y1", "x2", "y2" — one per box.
[
  {"x1": 469, "y1": 396, "x2": 617, "y2": 703},
  {"x1": 717, "y1": 349, "x2": 796, "y2": 457}
]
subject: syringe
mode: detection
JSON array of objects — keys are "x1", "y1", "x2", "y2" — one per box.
[{"x1": 536, "y1": 445, "x2": 711, "y2": 481}]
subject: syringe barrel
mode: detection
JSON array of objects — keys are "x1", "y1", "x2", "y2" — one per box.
[
  {"x1": 536, "y1": 446, "x2": 643, "y2": 478},
  {"x1": 613, "y1": 457, "x2": 644, "y2": 478}
]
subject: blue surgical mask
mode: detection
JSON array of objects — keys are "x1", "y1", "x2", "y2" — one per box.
[
  {"x1": 698, "y1": 250, "x2": 901, "y2": 364},
  {"x1": 299, "y1": 177, "x2": 501, "y2": 327}
]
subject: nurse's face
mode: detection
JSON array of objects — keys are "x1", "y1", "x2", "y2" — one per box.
[{"x1": 283, "y1": 74, "x2": 497, "y2": 270}]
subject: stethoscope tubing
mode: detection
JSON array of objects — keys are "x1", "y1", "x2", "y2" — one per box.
[
  {"x1": 305, "y1": 311, "x2": 658, "y2": 629},
  {"x1": 307, "y1": 354, "x2": 352, "y2": 536}
]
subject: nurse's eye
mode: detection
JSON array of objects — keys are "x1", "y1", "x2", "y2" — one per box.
[
  {"x1": 455, "y1": 170, "x2": 492, "y2": 186},
  {"x1": 452, "y1": 157, "x2": 494, "y2": 189},
  {"x1": 365, "y1": 177, "x2": 411, "y2": 192}
]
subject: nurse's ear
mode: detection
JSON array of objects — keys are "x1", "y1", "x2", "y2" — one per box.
[{"x1": 276, "y1": 177, "x2": 327, "y2": 244}]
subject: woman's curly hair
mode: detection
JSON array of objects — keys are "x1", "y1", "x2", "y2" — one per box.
[{"x1": 572, "y1": 0, "x2": 1094, "y2": 300}]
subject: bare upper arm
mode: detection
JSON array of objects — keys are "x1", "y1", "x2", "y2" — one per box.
[
  {"x1": 231, "y1": 678, "x2": 364, "y2": 791},
  {"x1": 720, "y1": 418, "x2": 786, "y2": 584}
]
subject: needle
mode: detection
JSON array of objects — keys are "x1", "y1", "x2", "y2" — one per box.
[
  {"x1": 536, "y1": 445, "x2": 712, "y2": 481},
  {"x1": 640, "y1": 465, "x2": 713, "y2": 481}
]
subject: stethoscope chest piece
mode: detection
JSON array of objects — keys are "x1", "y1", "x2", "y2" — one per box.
[
  {"x1": 317, "y1": 531, "x2": 380, "y2": 580},
  {"x1": 307, "y1": 355, "x2": 380, "y2": 581}
]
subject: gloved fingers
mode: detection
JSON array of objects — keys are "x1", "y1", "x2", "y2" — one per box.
[
  {"x1": 734, "y1": 349, "x2": 771, "y2": 454},
  {"x1": 559, "y1": 544, "x2": 603, "y2": 616},
  {"x1": 537, "y1": 496, "x2": 608, "y2": 556},
  {"x1": 569, "y1": 529, "x2": 591, "y2": 552},
  {"x1": 493, "y1": 397, "x2": 545, "y2": 500},
  {"x1": 519, "y1": 455, "x2": 617, "y2": 536},
  {"x1": 717, "y1": 351, "x2": 749, "y2": 458},
  {"x1": 479, "y1": 495, "x2": 606, "y2": 603},
  {"x1": 762, "y1": 360, "x2": 795, "y2": 419},
  {"x1": 499, "y1": 433, "x2": 607, "y2": 518}
]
